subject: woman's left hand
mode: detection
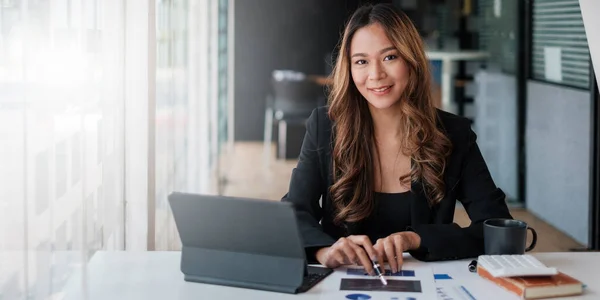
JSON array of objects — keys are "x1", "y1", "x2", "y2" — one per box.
[{"x1": 373, "y1": 231, "x2": 421, "y2": 273}]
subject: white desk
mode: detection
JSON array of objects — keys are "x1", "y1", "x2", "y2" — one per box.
[
  {"x1": 426, "y1": 51, "x2": 490, "y2": 115},
  {"x1": 61, "y1": 251, "x2": 599, "y2": 300}
]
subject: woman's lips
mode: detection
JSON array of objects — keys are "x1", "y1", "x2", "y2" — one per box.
[{"x1": 368, "y1": 85, "x2": 393, "y2": 95}]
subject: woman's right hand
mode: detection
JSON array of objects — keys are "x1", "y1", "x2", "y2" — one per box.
[{"x1": 315, "y1": 235, "x2": 379, "y2": 275}]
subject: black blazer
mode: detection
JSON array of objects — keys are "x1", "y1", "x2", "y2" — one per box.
[{"x1": 282, "y1": 106, "x2": 513, "y2": 263}]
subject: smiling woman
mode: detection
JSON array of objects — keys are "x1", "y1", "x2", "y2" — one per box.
[
  {"x1": 349, "y1": 32, "x2": 409, "y2": 108},
  {"x1": 328, "y1": 3, "x2": 451, "y2": 225},
  {"x1": 282, "y1": 3, "x2": 513, "y2": 275}
]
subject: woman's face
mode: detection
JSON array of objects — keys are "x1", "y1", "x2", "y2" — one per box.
[{"x1": 349, "y1": 22, "x2": 409, "y2": 110}]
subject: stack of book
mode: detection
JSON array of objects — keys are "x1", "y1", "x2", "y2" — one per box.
[{"x1": 477, "y1": 263, "x2": 584, "y2": 299}]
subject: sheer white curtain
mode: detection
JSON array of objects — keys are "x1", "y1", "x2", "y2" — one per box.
[
  {"x1": 0, "y1": 0, "x2": 128, "y2": 297},
  {"x1": 0, "y1": 0, "x2": 225, "y2": 298},
  {"x1": 151, "y1": 0, "x2": 230, "y2": 250}
]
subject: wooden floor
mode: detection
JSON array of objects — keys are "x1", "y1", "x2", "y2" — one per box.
[{"x1": 221, "y1": 142, "x2": 584, "y2": 253}]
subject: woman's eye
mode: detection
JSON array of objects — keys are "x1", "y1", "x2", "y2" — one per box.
[
  {"x1": 384, "y1": 55, "x2": 397, "y2": 61},
  {"x1": 355, "y1": 59, "x2": 367, "y2": 65}
]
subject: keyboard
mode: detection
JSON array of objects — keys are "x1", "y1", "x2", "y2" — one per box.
[
  {"x1": 477, "y1": 254, "x2": 559, "y2": 278},
  {"x1": 297, "y1": 266, "x2": 333, "y2": 293},
  {"x1": 304, "y1": 272, "x2": 327, "y2": 286}
]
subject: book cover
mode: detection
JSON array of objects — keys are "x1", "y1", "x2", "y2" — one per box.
[{"x1": 477, "y1": 265, "x2": 583, "y2": 299}]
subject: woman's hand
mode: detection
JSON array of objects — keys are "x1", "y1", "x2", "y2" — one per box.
[
  {"x1": 373, "y1": 231, "x2": 421, "y2": 273},
  {"x1": 315, "y1": 235, "x2": 378, "y2": 275}
]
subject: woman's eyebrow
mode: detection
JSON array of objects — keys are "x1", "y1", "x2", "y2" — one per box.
[{"x1": 351, "y1": 46, "x2": 397, "y2": 58}]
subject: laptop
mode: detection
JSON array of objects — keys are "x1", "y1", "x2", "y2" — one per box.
[{"x1": 168, "y1": 192, "x2": 333, "y2": 294}]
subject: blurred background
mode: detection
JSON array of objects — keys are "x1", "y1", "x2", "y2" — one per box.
[{"x1": 0, "y1": 0, "x2": 599, "y2": 298}]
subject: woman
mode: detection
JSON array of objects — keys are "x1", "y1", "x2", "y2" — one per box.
[{"x1": 282, "y1": 4, "x2": 512, "y2": 275}]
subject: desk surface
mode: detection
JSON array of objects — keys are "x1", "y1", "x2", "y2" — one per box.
[{"x1": 61, "y1": 251, "x2": 600, "y2": 300}]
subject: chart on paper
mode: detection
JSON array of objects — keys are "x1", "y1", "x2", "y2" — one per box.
[
  {"x1": 318, "y1": 262, "x2": 438, "y2": 300},
  {"x1": 347, "y1": 268, "x2": 417, "y2": 277},
  {"x1": 332, "y1": 265, "x2": 481, "y2": 300}
]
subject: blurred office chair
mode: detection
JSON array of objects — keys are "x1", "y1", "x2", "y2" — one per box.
[{"x1": 263, "y1": 74, "x2": 324, "y2": 164}]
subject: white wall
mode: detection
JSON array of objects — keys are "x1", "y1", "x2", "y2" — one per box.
[
  {"x1": 580, "y1": 0, "x2": 600, "y2": 83},
  {"x1": 473, "y1": 71, "x2": 518, "y2": 201},
  {"x1": 527, "y1": 82, "x2": 591, "y2": 245},
  {"x1": 523, "y1": 0, "x2": 597, "y2": 247}
]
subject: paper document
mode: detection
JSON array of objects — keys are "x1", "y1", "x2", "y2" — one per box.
[
  {"x1": 326, "y1": 261, "x2": 437, "y2": 300},
  {"x1": 310, "y1": 259, "x2": 518, "y2": 300},
  {"x1": 431, "y1": 264, "x2": 517, "y2": 300},
  {"x1": 434, "y1": 281, "x2": 477, "y2": 300},
  {"x1": 341, "y1": 267, "x2": 479, "y2": 299}
]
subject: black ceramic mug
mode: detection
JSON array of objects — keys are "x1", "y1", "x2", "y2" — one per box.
[{"x1": 483, "y1": 218, "x2": 537, "y2": 255}]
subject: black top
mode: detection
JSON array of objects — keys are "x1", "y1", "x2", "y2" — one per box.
[
  {"x1": 362, "y1": 192, "x2": 412, "y2": 243},
  {"x1": 282, "y1": 106, "x2": 513, "y2": 263}
]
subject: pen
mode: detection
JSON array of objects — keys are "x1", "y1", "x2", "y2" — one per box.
[
  {"x1": 468, "y1": 260, "x2": 477, "y2": 273},
  {"x1": 371, "y1": 256, "x2": 388, "y2": 285}
]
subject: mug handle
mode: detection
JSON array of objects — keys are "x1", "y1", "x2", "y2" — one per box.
[{"x1": 525, "y1": 227, "x2": 538, "y2": 252}]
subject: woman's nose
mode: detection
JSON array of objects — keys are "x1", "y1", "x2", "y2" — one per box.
[{"x1": 368, "y1": 62, "x2": 386, "y2": 81}]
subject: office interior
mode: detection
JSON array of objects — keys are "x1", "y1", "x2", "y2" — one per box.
[{"x1": 0, "y1": 0, "x2": 599, "y2": 298}]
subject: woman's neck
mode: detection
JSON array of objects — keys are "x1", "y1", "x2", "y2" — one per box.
[{"x1": 369, "y1": 104, "x2": 404, "y2": 142}]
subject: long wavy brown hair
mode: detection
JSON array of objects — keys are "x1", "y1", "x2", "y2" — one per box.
[{"x1": 328, "y1": 4, "x2": 452, "y2": 225}]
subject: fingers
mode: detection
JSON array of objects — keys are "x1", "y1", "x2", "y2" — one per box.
[
  {"x1": 332, "y1": 236, "x2": 376, "y2": 275},
  {"x1": 330, "y1": 235, "x2": 407, "y2": 276},
  {"x1": 383, "y1": 238, "x2": 397, "y2": 273},
  {"x1": 393, "y1": 236, "x2": 405, "y2": 272},
  {"x1": 339, "y1": 240, "x2": 358, "y2": 265},
  {"x1": 332, "y1": 249, "x2": 346, "y2": 266},
  {"x1": 347, "y1": 235, "x2": 378, "y2": 276},
  {"x1": 373, "y1": 240, "x2": 385, "y2": 264},
  {"x1": 374, "y1": 234, "x2": 408, "y2": 273},
  {"x1": 321, "y1": 246, "x2": 344, "y2": 268},
  {"x1": 347, "y1": 242, "x2": 375, "y2": 275},
  {"x1": 347, "y1": 235, "x2": 377, "y2": 260}
]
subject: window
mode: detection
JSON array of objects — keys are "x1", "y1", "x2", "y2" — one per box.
[
  {"x1": 478, "y1": 0, "x2": 518, "y2": 74},
  {"x1": 531, "y1": 0, "x2": 590, "y2": 89}
]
